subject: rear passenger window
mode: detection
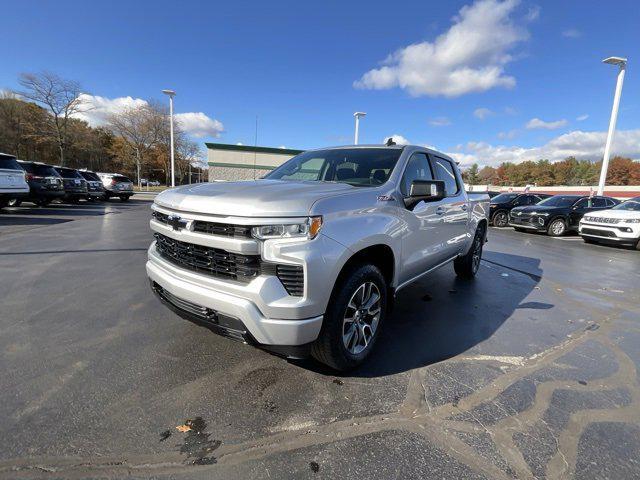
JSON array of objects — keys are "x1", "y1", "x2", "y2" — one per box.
[
  {"x1": 431, "y1": 156, "x2": 459, "y2": 196},
  {"x1": 401, "y1": 153, "x2": 433, "y2": 196},
  {"x1": 592, "y1": 198, "x2": 607, "y2": 208}
]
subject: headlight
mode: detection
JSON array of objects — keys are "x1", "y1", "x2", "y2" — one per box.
[
  {"x1": 251, "y1": 216, "x2": 323, "y2": 240},
  {"x1": 625, "y1": 219, "x2": 640, "y2": 224}
]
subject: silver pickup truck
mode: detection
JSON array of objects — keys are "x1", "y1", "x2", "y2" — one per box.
[{"x1": 147, "y1": 145, "x2": 489, "y2": 370}]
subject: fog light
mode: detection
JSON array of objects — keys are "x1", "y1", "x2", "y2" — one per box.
[{"x1": 538, "y1": 217, "x2": 544, "y2": 225}]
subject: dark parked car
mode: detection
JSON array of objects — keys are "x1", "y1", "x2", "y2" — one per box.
[
  {"x1": 79, "y1": 170, "x2": 106, "y2": 201},
  {"x1": 8, "y1": 161, "x2": 65, "y2": 207},
  {"x1": 53, "y1": 167, "x2": 88, "y2": 203},
  {"x1": 489, "y1": 192, "x2": 551, "y2": 227},
  {"x1": 509, "y1": 195, "x2": 620, "y2": 236}
]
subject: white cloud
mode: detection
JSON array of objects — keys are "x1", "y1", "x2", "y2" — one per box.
[
  {"x1": 354, "y1": 0, "x2": 531, "y2": 97},
  {"x1": 75, "y1": 94, "x2": 147, "y2": 126},
  {"x1": 562, "y1": 29, "x2": 581, "y2": 38},
  {"x1": 174, "y1": 112, "x2": 224, "y2": 138},
  {"x1": 576, "y1": 114, "x2": 589, "y2": 121},
  {"x1": 74, "y1": 94, "x2": 224, "y2": 138},
  {"x1": 474, "y1": 107, "x2": 494, "y2": 120},
  {"x1": 504, "y1": 106, "x2": 517, "y2": 115},
  {"x1": 525, "y1": 117, "x2": 568, "y2": 130},
  {"x1": 383, "y1": 134, "x2": 411, "y2": 145},
  {"x1": 447, "y1": 129, "x2": 640, "y2": 167},
  {"x1": 429, "y1": 117, "x2": 452, "y2": 127},
  {"x1": 497, "y1": 129, "x2": 518, "y2": 139}
]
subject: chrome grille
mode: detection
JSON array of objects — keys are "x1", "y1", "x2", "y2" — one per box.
[
  {"x1": 584, "y1": 216, "x2": 620, "y2": 224},
  {"x1": 152, "y1": 211, "x2": 251, "y2": 238}
]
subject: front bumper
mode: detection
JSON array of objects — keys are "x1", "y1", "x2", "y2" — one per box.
[
  {"x1": 146, "y1": 246, "x2": 324, "y2": 346},
  {"x1": 508, "y1": 216, "x2": 548, "y2": 230},
  {"x1": 579, "y1": 222, "x2": 640, "y2": 245}
]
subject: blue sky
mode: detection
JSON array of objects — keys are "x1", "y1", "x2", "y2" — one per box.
[{"x1": 1, "y1": 0, "x2": 638, "y2": 166}]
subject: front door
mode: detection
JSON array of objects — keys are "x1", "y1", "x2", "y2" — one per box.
[{"x1": 397, "y1": 152, "x2": 449, "y2": 285}]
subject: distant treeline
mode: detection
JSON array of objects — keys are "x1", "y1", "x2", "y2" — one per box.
[
  {"x1": 462, "y1": 157, "x2": 640, "y2": 186},
  {"x1": 0, "y1": 71, "x2": 203, "y2": 185}
]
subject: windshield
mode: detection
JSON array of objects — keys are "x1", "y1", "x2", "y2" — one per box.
[
  {"x1": 55, "y1": 167, "x2": 83, "y2": 179},
  {"x1": 32, "y1": 164, "x2": 60, "y2": 177},
  {"x1": 537, "y1": 195, "x2": 580, "y2": 208},
  {"x1": 613, "y1": 197, "x2": 640, "y2": 211},
  {"x1": 264, "y1": 148, "x2": 403, "y2": 186},
  {"x1": 112, "y1": 175, "x2": 131, "y2": 183},
  {"x1": 0, "y1": 155, "x2": 22, "y2": 171},
  {"x1": 491, "y1": 193, "x2": 518, "y2": 203},
  {"x1": 80, "y1": 171, "x2": 100, "y2": 181}
]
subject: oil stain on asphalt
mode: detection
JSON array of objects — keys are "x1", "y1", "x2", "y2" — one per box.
[{"x1": 175, "y1": 417, "x2": 221, "y2": 465}]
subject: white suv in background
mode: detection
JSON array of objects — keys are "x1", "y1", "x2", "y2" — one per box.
[
  {"x1": 579, "y1": 196, "x2": 640, "y2": 250},
  {"x1": 0, "y1": 153, "x2": 29, "y2": 210}
]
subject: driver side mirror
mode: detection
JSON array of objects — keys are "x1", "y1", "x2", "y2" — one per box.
[{"x1": 404, "y1": 180, "x2": 446, "y2": 209}]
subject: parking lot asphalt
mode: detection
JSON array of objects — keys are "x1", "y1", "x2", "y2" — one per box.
[{"x1": 0, "y1": 198, "x2": 639, "y2": 479}]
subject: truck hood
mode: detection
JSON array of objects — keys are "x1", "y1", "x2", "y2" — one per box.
[{"x1": 154, "y1": 180, "x2": 357, "y2": 217}]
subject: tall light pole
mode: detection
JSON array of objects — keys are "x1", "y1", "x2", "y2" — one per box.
[
  {"x1": 162, "y1": 89, "x2": 176, "y2": 187},
  {"x1": 597, "y1": 57, "x2": 627, "y2": 196},
  {"x1": 353, "y1": 112, "x2": 366, "y2": 145}
]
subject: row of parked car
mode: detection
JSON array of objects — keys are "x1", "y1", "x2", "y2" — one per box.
[
  {"x1": 0, "y1": 152, "x2": 134, "y2": 209},
  {"x1": 488, "y1": 191, "x2": 640, "y2": 250}
]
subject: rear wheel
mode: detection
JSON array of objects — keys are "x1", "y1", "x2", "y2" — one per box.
[
  {"x1": 455, "y1": 224, "x2": 485, "y2": 279},
  {"x1": 311, "y1": 264, "x2": 387, "y2": 371},
  {"x1": 7, "y1": 199, "x2": 22, "y2": 207},
  {"x1": 547, "y1": 218, "x2": 566, "y2": 237},
  {"x1": 492, "y1": 210, "x2": 508, "y2": 227}
]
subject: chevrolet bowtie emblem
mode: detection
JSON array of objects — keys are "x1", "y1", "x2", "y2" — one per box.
[{"x1": 167, "y1": 214, "x2": 188, "y2": 231}]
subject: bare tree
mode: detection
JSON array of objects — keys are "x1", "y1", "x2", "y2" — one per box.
[
  {"x1": 107, "y1": 103, "x2": 165, "y2": 187},
  {"x1": 17, "y1": 71, "x2": 85, "y2": 166}
]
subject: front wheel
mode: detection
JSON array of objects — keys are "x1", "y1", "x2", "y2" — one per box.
[
  {"x1": 492, "y1": 210, "x2": 509, "y2": 227},
  {"x1": 455, "y1": 225, "x2": 485, "y2": 279},
  {"x1": 547, "y1": 218, "x2": 566, "y2": 237},
  {"x1": 311, "y1": 264, "x2": 387, "y2": 371}
]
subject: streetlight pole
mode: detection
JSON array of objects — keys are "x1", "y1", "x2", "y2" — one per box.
[
  {"x1": 353, "y1": 112, "x2": 366, "y2": 145},
  {"x1": 597, "y1": 57, "x2": 627, "y2": 196},
  {"x1": 162, "y1": 89, "x2": 177, "y2": 187}
]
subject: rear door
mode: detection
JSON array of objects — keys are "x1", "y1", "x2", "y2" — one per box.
[{"x1": 428, "y1": 154, "x2": 469, "y2": 258}]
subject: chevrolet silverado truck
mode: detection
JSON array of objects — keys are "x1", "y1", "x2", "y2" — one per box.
[{"x1": 147, "y1": 145, "x2": 489, "y2": 370}]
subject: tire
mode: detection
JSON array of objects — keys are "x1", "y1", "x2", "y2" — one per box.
[
  {"x1": 454, "y1": 224, "x2": 485, "y2": 279},
  {"x1": 120, "y1": 195, "x2": 130, "y2": 202},
  {"x1": 311, "y1": 264, "x2": 387, "y2": 371},
  {"x1": 547, "y1": 218, "x2": 566, "y2": 237},
  {"x1": 7, "y1": 199, "x2": 22, "y2": 207},
  {"x1": 635, "y1": 238, "x2": 640, "y2": 251},
  {"x1": 492, "y1": 210, "x2": 509, "y2": 228}
]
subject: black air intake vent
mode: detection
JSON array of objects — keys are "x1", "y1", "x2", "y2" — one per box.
[{"x1": 276, "y1": 264, "x2": 304, "y2": 296}]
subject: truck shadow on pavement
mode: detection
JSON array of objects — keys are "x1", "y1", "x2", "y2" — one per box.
[{"x1": 304, "y1": 251, "x2": 544, "y2": 378}]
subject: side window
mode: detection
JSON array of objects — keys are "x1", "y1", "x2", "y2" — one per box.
[
  {"x1": 431, "y1": 156, "x2": 460, "y2": 196},
  {"x1": 574, "y1": 198, "x2": 589, "y2": 208},
  {"x1": 592, "y1": 197, "x2": 607, "y2": 208},
  {"x1": 513, "y1": 195, "x2": 528, "y2": 206},
  {"x1": 606, "y1": 198, "x2": 616, "y2": 207},
  {"x1": 400, "y1": 153, "x2": 433, "y2": 196}
]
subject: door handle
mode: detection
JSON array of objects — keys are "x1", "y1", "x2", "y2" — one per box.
[{"x1": 436, "y1": 206, "x2": 445, "y2": 215}]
